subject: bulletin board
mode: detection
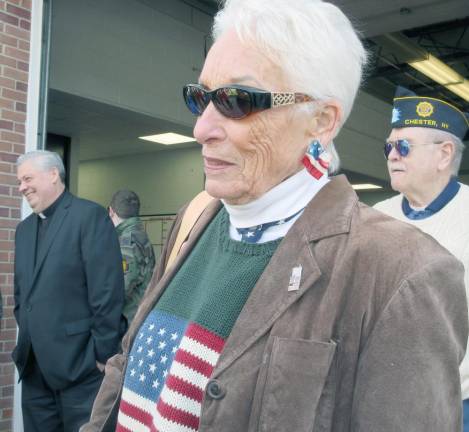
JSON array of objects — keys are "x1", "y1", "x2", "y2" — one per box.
[{"x1": 140, "y1": 214, "x2": 177, "y2": 263}]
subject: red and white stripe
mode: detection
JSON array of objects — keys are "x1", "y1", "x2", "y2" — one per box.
[
  {"x1": 117, "y1": 387, "x2": 156, "y2": 432},
  {"x1": 154, "y1": 323, "x2": 225, "y2": 432}
]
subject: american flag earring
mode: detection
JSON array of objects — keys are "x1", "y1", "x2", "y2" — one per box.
[{"x1": 302, "y1": 140, "x2": 331, "y2": 179}]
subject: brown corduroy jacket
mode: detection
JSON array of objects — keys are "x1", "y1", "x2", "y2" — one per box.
[{"x1": 81, "y1": 175, "x2": 467, "y2": 432}]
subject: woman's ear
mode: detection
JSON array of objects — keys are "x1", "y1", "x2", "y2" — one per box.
[{"x1": 307, "y1": 101, "x2": 342, "y2": 147}]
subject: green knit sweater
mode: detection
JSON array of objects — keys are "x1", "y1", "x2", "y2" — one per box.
[
  {"x1": 157, "y1": 207, "x2": 281, "y2": 338},
  {"x1": 117, "y1": 208, "x2": 281, "y2": 431}
]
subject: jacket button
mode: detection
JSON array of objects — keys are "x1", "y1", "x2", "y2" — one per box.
[
  {"x1": 26, "y1": 304, "x2": 32, "y2": 312},
  {"x1": 206, "y1": 379, "x2": 225, "y2": 400}
]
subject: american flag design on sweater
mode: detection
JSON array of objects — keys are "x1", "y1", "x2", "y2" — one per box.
[{"x1": 117, "y1": 310, "x2": 225, "y2": 432}]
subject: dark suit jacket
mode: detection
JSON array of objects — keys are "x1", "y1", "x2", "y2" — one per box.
[{"x1": 13, "y1": 191, "x2": 125, "y2": 390}]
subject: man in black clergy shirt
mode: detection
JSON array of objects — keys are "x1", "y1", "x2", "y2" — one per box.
[{"x1": 13, "y1": 150, "x2": 125, "y2": 431}]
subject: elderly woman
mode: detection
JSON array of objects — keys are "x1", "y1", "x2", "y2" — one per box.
[{"x1": 82, "y1": 0, "x2": 467, "y2": 431}]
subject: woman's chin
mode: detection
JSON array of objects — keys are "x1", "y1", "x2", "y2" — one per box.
[{"x1": 205, "y1": 180, "x2": 252, "y2": 204}]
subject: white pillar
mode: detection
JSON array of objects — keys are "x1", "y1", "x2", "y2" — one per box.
[{"x1": 13, "y1": 0, "x2": 44, "y2": 430}]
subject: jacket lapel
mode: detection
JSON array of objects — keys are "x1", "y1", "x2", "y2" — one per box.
[
  {"x1": 213, "y1": 175, "x2": 358, "y2": 376},
  {"x1": 31, "y1": 192, "x2": 72, "y2": 287},
  {"x1": 213, "y1": 223, "x2": 322, "y2": 376},
  {"x1": 22, "y1": 214, "x2": 38, "y2": 296}
]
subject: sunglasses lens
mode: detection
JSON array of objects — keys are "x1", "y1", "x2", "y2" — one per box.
[
  {"x1": 183, "y1": 85, "x2": 209, "y2": 116},
  {"x1": 384, "y1": 142, "x2": 392, "y2": 159},
  {"x1": 214, "y1": 87, "x2": 252, "y2": 119},
  {"x1": 384, "y1": 140, "x2": 411, "y2": 159},
  {"x1": 396, "y1": 140, "x2": 410, "y2": 157}
]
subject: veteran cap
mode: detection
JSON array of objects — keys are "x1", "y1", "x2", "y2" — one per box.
[{"x1": 391, "y1": 86, "x2": 469, "y2": 140}]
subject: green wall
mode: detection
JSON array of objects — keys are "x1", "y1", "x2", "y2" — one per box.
[{"x1": 78, "y1": 147, "x2": 204, "y2": 215}]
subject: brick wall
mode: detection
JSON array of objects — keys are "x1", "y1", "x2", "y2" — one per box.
[{"x1": 0, "y1": 0, "x2": 32, "y2": 430}]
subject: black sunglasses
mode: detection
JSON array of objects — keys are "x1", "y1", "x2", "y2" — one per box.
[
  {"x1": 183, "y1": 83, "x2": 313, "y2": 119},
  {"x1": 383, "y1": 139, "x2": 443, "y2": 160}
]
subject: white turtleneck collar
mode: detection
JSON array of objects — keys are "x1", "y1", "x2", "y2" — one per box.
[{"x1": 222, "y1": 169, "x2": 329, "y2": 243}]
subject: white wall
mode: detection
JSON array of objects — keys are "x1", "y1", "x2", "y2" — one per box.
[{"x1": 49, "y1": 0, "x2": 210, "y2": 128}]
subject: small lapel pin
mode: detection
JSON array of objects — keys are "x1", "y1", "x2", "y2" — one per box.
[{"x1": 288, "y1": 265, "x2": 302, "y2": 291}]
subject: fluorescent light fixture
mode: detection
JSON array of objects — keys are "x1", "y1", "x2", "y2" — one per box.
[
  {"x1": 409, "y1": 54, "x2": 469, "y2": 102},
  {"x1": 375, "y1": 33, "x2": 469, "y2": 103},
  {"x1": 352, "y1": 183, "x2": 383, "y2": 191},
  {"x1": 139, "y1": 133, "x2": 197, "y2": 145}
]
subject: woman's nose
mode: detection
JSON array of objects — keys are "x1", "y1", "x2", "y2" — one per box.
[{"x1": 193, "y1": 102, "x2": 226, "y2": 145}]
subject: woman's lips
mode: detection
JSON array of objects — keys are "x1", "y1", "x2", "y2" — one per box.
[{"x1": 204, "y1": 157, "x2": 234, "y2": 172}]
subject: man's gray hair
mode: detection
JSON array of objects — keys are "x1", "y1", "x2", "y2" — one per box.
[
  {"x1": 427, "y1": 129, "x2": 466, "y2": 176},
  {"x1": 213, "y1": 0, "x2": 369, "y2": 174},
  {"x1": 17, "y1": 150, "x2": 66, "y2": 183}
]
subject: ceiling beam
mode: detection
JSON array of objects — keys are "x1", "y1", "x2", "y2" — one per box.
[{"x1": 403, "y1": 17, "x2": 469, "y2": 37}]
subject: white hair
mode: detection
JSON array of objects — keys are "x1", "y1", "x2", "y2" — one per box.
[
  {"x1": 17, "y1": 150, "x2": 66, "y2": 183},
  {"x1": 426, "y1": 129, "x2": 466, "y2": 176},
  {"x1": 213, "y1": 0, "x2": 368, "y2": 173}
]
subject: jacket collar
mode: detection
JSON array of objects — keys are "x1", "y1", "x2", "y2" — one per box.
[
  {"x1": 298, "y1": 174, "x2": 358, "y2": 242},
  {"x1": 116, "y1": 216, "x2": 142, "y2": 236}
]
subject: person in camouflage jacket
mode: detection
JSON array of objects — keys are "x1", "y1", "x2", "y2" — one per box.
[{"x1": 109, "y1": 190, "x2": 156, "y2": 323}]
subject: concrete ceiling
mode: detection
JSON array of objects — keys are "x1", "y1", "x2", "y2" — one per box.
[
  {"x1": 48, "y1": 89, "x2": 198, "y2": 162},
  {"x1": 199, "y1": 0, "x2": 469, "y2": 38},
  {"x1": 47, "y1": 0, "x2": 469, "y2": 182}
]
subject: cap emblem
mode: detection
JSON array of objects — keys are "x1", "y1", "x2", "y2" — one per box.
[{"x1": 416, "y1": 101, "x2": 434, "y2": 118}]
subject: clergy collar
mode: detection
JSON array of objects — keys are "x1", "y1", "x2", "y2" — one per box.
[
  {"x1": 223, "y1": 168, "x2": 329, "y2": 229},
  {"x1": 39, "y1": 190, "x2": 66, "y2": 219},
  {"x1": 402, "y1": 177, "x2": 460, "y2": 220}
]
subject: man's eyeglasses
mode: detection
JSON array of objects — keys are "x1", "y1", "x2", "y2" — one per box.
[
  {"x1": 183, "y1": 83, "x2": 313, "y2": 119},
  {"x1": 383, "y1": 139, "x2": 443, "y2": 160}
]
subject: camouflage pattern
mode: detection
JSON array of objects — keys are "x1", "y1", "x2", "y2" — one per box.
[{"x1": 116, "y1": 216, "x2": 156, "y2": 323}]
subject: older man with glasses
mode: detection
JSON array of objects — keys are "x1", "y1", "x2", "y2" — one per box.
[{"x1": 375, "y1": 85, "x2": 469, "y2": 429}]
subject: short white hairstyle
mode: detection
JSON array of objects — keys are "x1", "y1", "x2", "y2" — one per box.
[
  {"x1": 213, "y1": 0, "x2": 368, "y2": 173},
  {"x1": 17, "y1": 150, "x2": 66, "y2": 183},
  {"x1": 426, "y1": 129, "x2": 466, "y2": 176}
]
